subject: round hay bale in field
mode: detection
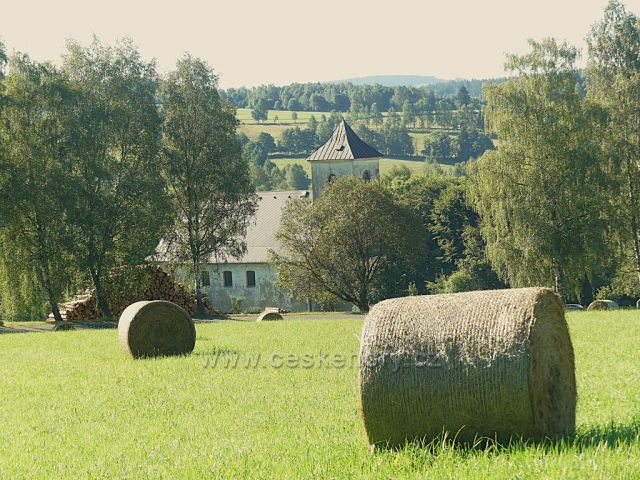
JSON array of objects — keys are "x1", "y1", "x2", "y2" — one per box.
[
  {"x1": 359, "y1": 287, "x2": 576, "y2": 447},
  {"x1": 53, "y1": 323, "x2": 76, "y2": 332},
  {"x1": 587, "y1": 299, "x2": 619, "y2": 311},
  {"x1": 256, "y1": 310, "x2": 283, "y2": 322},
  {"x1": 636, "y1": 299, "x2": 640, "y2": 309},
  {"x1": 118, "y1": 301, "x2": 196, "y2": 359}
]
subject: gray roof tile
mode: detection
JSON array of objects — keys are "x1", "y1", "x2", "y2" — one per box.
[{"x1": 307, "y1": 120, "x2": 382, "y2": 161}]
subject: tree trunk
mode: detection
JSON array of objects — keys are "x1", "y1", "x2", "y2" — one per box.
[
  {"x1": 357, "y1": 287, "x2": 370, "y2": 313},
  {"x1": 628, "y1": 153, "x2": 640, "y2": 284},
  {"x1": 552, "y1": 258, "x2": 564, "y2": 301},
  {"x1": 37, "y1": 265, "x2": 63, "y2": 323},
  {"x1": 91, "y1": 268, "x2": 113, "y2": 318},
  {"x1": 193, "y1": 257, "x2": 204, "y2": 315}
]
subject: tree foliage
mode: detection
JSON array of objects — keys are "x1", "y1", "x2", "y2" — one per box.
[
  {"x1": 468, "y1": 39, "x2": 608, "y2": 298},
  {"x1": 0, "y1": 54, "x2": 75, "y2": 321},
  {"x1": 160, "y1": 54, "x2": 258, "y2": 313},
  {"x1": 62, "y1": 38, "x2": 168, "y2": 318},
  {"x1": 272, "y1": 178, "x2": 425, "y2": 311},
  {"x1": 587, "y1": 0, "x2": 640, "y2": 288}
]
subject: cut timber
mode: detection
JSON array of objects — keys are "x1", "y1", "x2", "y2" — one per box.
[{"x1": 48, "y1": 265, "x2": 219, "y2": 322}]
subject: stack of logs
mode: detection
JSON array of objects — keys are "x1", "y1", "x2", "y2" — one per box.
[{"x1": 48, "y1": 265, "x2": 219, "y2": 322}]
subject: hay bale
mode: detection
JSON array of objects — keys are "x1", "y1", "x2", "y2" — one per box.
[
  {"x1": 359, "y1": 287, "x2": 576, "y2": 447},
  {"x1": 118, "y1": 301, "x2": 196, "y2": 359},
  {"x1": 587, "y1": 299, "x2": 619, "y2": 311},
  {"x1": 256, "y1": 308, "x2": 283, "y2": 322}
]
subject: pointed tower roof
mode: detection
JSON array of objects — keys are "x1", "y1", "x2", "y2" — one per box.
[{"x1": 307, "y1": 120, "x2": 382, "y2": 161}]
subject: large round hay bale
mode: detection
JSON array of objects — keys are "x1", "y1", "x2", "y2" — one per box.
[
  {"x1": 118, "y1": 301, "x2": 196, "y2": 359},
  {"x1": 587, "y1": 299, "x2": 619, "y2": 311},
  {"x1": 359, "y1": 287, "x2": 576, "y2": 447},
  {"x1": 256, "y1": 310, "x2": 283, "y2": 321}
]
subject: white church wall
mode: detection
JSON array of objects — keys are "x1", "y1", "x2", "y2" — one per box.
[
  {"x1": 175, "y1": 263, "x2": 306, "y2": 313},
  {"x1": 311, "y1": 158, "x2": 380, "y2": 199}
]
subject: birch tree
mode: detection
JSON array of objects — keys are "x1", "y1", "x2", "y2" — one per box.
[
  {"x1": 160, "y1": 55, "x2": 257, "y2": 314},
  {"x1": 468, "y1": 39, "x2": 608, "y2": 298}
]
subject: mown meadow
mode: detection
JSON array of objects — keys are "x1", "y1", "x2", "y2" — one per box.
[{"x1": 0, "y1": 310, "x2": 639, "y2": 478}]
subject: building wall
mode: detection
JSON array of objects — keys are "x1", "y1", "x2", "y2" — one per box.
[
  {"x1": 176, "y1": 263, "x2": 307, "y2": 313},
  {"x1": 311, "y1": 158, "x2": 380, "y2": 199}
]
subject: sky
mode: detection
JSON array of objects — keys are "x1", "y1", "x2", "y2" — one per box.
[{"x1": 2, "y1": 0, "x2": 640, "y2": 88}]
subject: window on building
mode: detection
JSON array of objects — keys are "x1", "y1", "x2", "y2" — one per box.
[
  {"x1": 201, "y1": 270, "x2": 210, "y2": 287},
  {"x1": 246, "y1": 270, "x2": 256, "y2": 287},
  {"x1": 328, "y1": 173, "x2": 336, "y2": 183},
  {"x1": 223, "y1": 271, "x2": 233, "y2": 287},
  {"x1": 362, "y1": 170, "x2": 371, "y2": 182}
]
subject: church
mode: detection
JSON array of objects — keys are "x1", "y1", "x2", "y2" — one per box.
[{"x1": 190, "y1": 120, "x2": 382, "y2": 313}]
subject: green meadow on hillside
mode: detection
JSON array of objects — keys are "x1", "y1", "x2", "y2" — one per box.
[
  {"x1": 270, "y1": 157, "x2": 438, "y2": 177},
  {"x1": 0, "y1": 311, "x2": 639, "y2": 479}
]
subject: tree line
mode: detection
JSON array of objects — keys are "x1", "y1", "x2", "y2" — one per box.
[
  {"x1": 0, "y1": 38, "x2": 256, "y2": 321},
  {"x1": 223, "y1": 81, "x2": 487, "y2": 116}
]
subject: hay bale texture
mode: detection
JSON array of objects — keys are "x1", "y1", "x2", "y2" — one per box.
[
  {"x1": 359, "y1": 287, "x2": 576, "y2": 447},
  {"x1": 118, "y1": 301, "x2": 196, "y2": 359},
  {"x1": 587, "y1": 299, "x2": 619, "y2": 311}
]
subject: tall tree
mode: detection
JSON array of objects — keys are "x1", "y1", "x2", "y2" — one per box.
[
  {"x1": 468, "y1": 39, "x2": 607, "y2": 298},
  {"x1": 0, "y1": 54, "x2": 73, "y2": 321},
  {"x1": 272, "y1": 177, "x2": 425, "y2": 312},
  {"x1": 587, "y1": 0, "x2": 640, "y2": 286},
  {"x1": 456, "y1": 85, "x2": 471, "y2": 107},
  {"x1": 161, "y1": 55, "x2": 258, "y2": 313},
  {"x1": 62, "y1": 38, "x2": 168, "y2": 318}
]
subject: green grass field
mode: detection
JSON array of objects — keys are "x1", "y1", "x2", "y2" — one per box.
[
  {"x1": 1, "y1": 311, "x2": 639, "y2": 478},
  {"x1": 236, "y1": 108, "x2": 330, "y2": 125},
  {"x1": 271, "y1": 157, "x2": 435, "y2": 177}
]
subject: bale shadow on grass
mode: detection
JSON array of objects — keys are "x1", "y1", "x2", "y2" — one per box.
[
  {"x1": 568, "y1": 418, "x2": 640, "y2": 451},
  {"x1": 191, "y1": 346, "x2": 242, "y2": 356},
  {"x1": 374, "y1": 418, "x2": 640, "y2": 455}
]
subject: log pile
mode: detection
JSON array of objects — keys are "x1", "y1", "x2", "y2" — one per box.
[{"x1": 48, "y1": 265, "x2": 219, "y2": 322}]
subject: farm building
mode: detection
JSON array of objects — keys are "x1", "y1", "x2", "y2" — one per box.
[{"x1": 168, "y1": 120, "x2": 382, "y2": 313}]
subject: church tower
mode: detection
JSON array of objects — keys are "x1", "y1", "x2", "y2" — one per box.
[{"x1": 306, "y1": 120, "x2": 382, "y2": 200}]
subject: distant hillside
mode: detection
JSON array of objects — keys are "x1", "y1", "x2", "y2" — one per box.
[{"x1": 329, "y1": 75, "x2": 445, "y2": 87}]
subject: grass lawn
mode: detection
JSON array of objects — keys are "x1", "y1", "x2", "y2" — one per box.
[
  {"x1": 270, "y1": 157, "x2": 433, "y2": 178},
  {"x1": 1, "y1": 310, "x2": 639, "y2": 478}
]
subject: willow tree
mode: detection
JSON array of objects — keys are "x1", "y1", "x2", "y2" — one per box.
[
  {"x1": 0, "y1": 55, "x2": 73, "y2": 321},
  {"x1": 468, "y1": 39, "x2": 607, "y2": 298},
  {"x1": 160, "y1": 55, "x2": 257, "y2": 314},
  {"x1": 587, "y1": 0, "x2": 640, "y2": 288}
]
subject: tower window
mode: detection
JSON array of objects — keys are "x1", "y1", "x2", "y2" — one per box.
[
  {"x1": 246, "y1": 271, "x2": 256, "y2": 287},
  {"x1": 223, "y1": 271, "x2": 233, "y2": 287},
  {"x1": 201, "y1": 270, "x2": 210, "y2": 287}
]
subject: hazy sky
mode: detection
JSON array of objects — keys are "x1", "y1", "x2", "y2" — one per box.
[{"x1": 3, "y1": 0, "x2": 640, "y2": 88}]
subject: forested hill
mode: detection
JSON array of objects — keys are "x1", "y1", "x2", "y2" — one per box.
[
  {"x1": 222, "y1": 77, "x2": 505, "y2": 113},
  {"x1": 328, "y1": 75, "x2": 445, "y2": 87}
]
